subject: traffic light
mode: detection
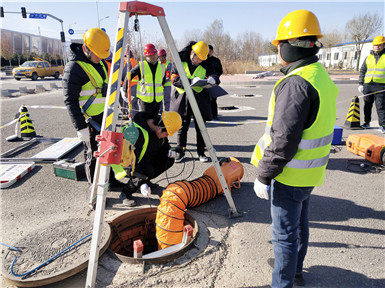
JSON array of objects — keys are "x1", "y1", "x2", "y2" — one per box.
[
  {"x1": 60, "y1": 31, "x2": 65, "y2": 43},
  {"x1": 1, "y1": 7, "x2": 4, "y2": 18},
  {"x1": 21, "y1": 7, "x2": 26, "y2": 18}
]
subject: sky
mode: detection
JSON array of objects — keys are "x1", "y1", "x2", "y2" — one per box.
[{"x1": 1, "y1": 0, "x2": 384, "y2": 49}]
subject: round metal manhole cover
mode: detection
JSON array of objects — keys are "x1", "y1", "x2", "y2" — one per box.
[{"x1": 2, "y1": 218, "x2": 111, "y2": 287}]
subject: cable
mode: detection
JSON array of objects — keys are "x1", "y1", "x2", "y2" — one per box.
[
  {"x1": 10, "y1": 233, "x2": 92, "y2": 278},
  {"x1": 0, "y1": 242, "x2": 21, "y2": 252}
]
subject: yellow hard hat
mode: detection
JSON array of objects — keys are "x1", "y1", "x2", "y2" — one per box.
[
  {"x1": 161, "y1": 111, "x2": 182, "y2": 137},
  {"x1": 373, "y1": 36, "x2": 385, "y2": 46},
  {"x1": 192, "y1": 41, "x2": 209, "y2": 60},
  {"x1": 83, "y1": 28, "x2": 111, "y2": 59},
  {"x1": 272, "y1": 10, "x2": 323, "y2": 46}
]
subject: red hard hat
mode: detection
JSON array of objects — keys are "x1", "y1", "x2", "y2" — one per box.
[
  {"x1": 144, "y1": 44, "x2": 157, "y2": 56},
  {"x1": 158, "y1": 49, "x2": 167, "y2": 56}
]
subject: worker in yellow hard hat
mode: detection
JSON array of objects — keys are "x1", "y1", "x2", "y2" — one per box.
[
  {"x1": 119, "y1": 111, "x2": 182, "y2": 205},
  {"x1": 63, "y1": 28, "x2": 127, "y2": 201},
  {"x1": 358, "y1": 35, "x2": 385, "y2": 133},
  {"x1": 169, "y1": 41, "x2": 219, "y2": 163},
  {"x1": 251, "y1": 10, "x2": 338, "y2": 287}
]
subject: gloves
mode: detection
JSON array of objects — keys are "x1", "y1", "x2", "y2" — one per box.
[
  {"x1": 358, "y1": 85, "x2": 364, "y2": 94},
  {"x1": 168, "y1": 150, "x2": 178, "y2": 158},
  {"x1": 253, "y1": 178, "x2": 270, "y2": 200},
  {"x1": 140, "y1": 183, "x2": 151, "y2": 196},
  {"x1": 207, "y1": 76, "x2": 216, "y2": 85},
  {"x1": 191, "y1": 77, "x2": 201, "y2": 85},
  {"x1": 77, "y1": 128, "x2": 90, "y2": 142}
]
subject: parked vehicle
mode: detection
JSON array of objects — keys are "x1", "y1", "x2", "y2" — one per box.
[{"x1": 12, "y1": 59, "x2": 64, "y2": 81}]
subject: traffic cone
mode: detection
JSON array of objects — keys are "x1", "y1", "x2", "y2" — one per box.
[
  {"x1": 17, "y1": 105, "x2": 37, "y2": 137},
  {"x1": 344, "y1": 96, "x2": 363, "y2": 130}
]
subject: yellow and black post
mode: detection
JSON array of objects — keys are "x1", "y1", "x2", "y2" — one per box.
[
  {"x1": 344, "y1": 96, "x2": 363, "y2": 130},
  {"x1": 18, "y1": 105, "x2": 37, "y2": 137}
]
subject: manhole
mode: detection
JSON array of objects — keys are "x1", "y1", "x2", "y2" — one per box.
[
  {"x1": 218, "y1": 106, "x2": 237, "y2": 110},
  {"x1": 2, "y1": 218, "x2": 111, "y2": 287},
  {"x1": 108, "y1": 207, "x2": 198, "y2": 264}
]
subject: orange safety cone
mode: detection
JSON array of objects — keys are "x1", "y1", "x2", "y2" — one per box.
[
  {"x1": 344, "y1": 96, "x2": 363, "y2": 130},
  {"x1": 17, "y1": 105, "x2": 37, "y2": 138}
]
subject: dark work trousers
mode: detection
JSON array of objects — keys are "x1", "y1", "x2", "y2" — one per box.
[
  {"x1": 363, "y1": 83, "x2": 385, "y2": 127},
  {"x1": 138, "y1": 98, "x2": 161, "y2": 119},
  {"x1": 177, "y1": 104, "x2": 206, "y2": 156},
  {"x1": 211, "y1": 96, "x2": 218, "y2": 118}
]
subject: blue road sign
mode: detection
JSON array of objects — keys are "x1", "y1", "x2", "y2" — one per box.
[
  {"x1": 29, "y1": 13, "x2": 47, "y2": 19},
  {"x1": 68, "y1": 29, "x2": 74, "y2": 35},
  {"x1": 101, "y1": 28, "x2": 106, "y2": 32}
]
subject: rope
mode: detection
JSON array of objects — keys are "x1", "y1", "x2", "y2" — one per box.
[{"x1": 10, "y1": 233, "x2": 92, "y2": 278}]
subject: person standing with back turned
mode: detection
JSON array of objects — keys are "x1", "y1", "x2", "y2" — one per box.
[
  {"x1": 251, "y1": 10, "x2": 339, "y2": 287},
  {"x1": 358, "y1": 35, "x2": 385, "y2": 133}
]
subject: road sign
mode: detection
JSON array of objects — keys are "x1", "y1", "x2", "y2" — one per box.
[
  {"x1": 29, "y1": 13, "x2": 47, "y2": 19},
  {"x1": 68, "y1": 29, "x2": 74, "y2": 35}
]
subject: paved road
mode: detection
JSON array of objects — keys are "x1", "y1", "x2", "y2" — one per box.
[{"x1": 1, "y1": 77, "x2": 384, "y2": 287}]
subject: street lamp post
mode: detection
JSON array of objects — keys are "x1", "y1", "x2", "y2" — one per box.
[{"x1": 99, "y1": 16, "x2": 109, "y2": 28}]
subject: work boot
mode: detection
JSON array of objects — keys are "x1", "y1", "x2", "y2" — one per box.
[
  {"x1": 175, "y1": 151, "x2": 185, "y2": 163},
  {"x1": 294, "y1": 273, "x2": 306, "y2": 286},
  {"x1": 361, "y1": 122, "x2": 370, "y2": 129},
  {"x1": 198, "y1": 154, "x2": 209, "y2": 162},
  {"x1": 119, "y1": 192, "x2": 136, "y2": 207}
]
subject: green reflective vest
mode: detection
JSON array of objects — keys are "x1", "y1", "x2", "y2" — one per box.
[
  {"x1": 76, "y1": 61, "x2": 108, "y2": 116},
  {"x1": 175, "y1": 62, "x2": 206, "y2": 94},
  {"x1": 121, "y1": 122, "x2": 149, "y2": 163},
  {"x1": 136, "y1": 61, "x2": 165, "y2": 103},
  {"x1": 251, "y1": 62, "x2": 339, "y2": 187},
  {"x1": 364, "y1": 54, "x2": 385, "y2": 84}
]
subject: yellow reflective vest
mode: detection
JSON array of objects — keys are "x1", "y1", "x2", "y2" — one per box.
[
  {"x1": 364, "y1": 54, "x2": 385, "y2": 84},
  {"x1": 76, "y1": 61, "x2": 108, "y2": 116},
  {"x1": 251, "y1": 62, "x2": 339, "y2": 187},
  {"x1": 175, "y1": 62, "x2": 206, "y2": 94},
  {"x1": 136, "y1": 61, "x2": 165, "y2": 103}
]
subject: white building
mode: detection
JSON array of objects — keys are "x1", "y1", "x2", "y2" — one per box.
[{"x1": 258, "y1": 40, "x2": 374, "y2": 70}]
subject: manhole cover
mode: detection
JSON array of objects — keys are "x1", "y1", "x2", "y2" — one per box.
[
  {"x1": 2, "y1": 218, "x2": 111, "y2": 287},
  {"x1": 109, "y1": 207, "x2": 197, "y2": 264}
]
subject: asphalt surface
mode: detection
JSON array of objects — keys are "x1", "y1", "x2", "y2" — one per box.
[{"x1": 1, "y1": 74, "x2": 384, "y2": 288}]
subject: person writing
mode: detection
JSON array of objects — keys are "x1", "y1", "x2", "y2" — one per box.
[
  {"x1": 251, "y1": 10, "x2": 339, "y2": 287},
  {"x1": 170, "y1": 41, "x2": 219, "y2": 163}
]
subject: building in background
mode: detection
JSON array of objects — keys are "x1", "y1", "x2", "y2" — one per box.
[{"x1": 258, "y1": 39, "x2": 373, "y2": 70}]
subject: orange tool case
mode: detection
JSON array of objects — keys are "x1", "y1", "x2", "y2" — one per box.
[{"x1": 346, "y1": 133, "x2": 385, "y2": 164}]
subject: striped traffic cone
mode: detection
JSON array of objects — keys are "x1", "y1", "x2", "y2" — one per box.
[
  {"x1": 17, "y1": 105, "x2": 37, "y2": 137},
  {"x1": 344, "y1": 96, "x2": 363, "y2": 130}
]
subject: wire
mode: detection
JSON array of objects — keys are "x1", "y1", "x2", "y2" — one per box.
[
  {"x1": 10, "y1": 233, "x2": 92, "y2": 278},
  {"x1": 0, "y1": 242, "x2": 21, "y2": 252}
]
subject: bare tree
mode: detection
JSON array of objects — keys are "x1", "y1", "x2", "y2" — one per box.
[
  {"x1": 345, "y1": 12, "x2": 383, "y2": 70},
  {"x1": 203, "y1": 19, "x2": 234, "y2": 59},
  {"x1": 321, "y1": 29, "x2": 343, "y2": 69},
  {"x1": 236, "y1": 31, "x2": 263, "y2": 61}
]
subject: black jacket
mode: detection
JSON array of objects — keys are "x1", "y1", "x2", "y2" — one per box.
[
  {"x1": 207, "y1": 55, "x2": 223, "y2": 77},
  {"x1": 359, "y1": 49, "x2": 385, "y2": 85},
  {"x1": 63, "y1": 43, "x2": 108, "y2": 131},
  {"x1": 256, "y1": 55, "x2": 321, "y2": 185},
  {"x1": 169, "y1": 42, "x2": 219, "y2": 121},
  {"x1": 132, "y1": 112, "x2": 171, "y2": 164}
]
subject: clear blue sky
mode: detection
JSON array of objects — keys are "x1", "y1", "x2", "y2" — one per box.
[{"x1": 1, "y1": 0, "x2": 384, "y2": 48}]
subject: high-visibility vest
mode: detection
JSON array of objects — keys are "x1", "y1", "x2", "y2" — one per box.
[
  {"x1": 364, "y1": 54, "x2": 385, "y2": 84},
  {"x1": 136, "y1": 61, "x2": 165, "y2": 103},
  {"x1": 76, "y1": 61, "x2": 108, "y2": 116},
  {"x1": 251, "y1": 62, "x2": 339, "y2": 187},
  {"x1": 175, "y1": 62, "x2": 206, "y2": 94},
  {"x1": 162, "y1": 60, "x2": 172, "y2": 87},
  {"x1": 122, "y1": 122, "x2": 149, "y2": 163}
]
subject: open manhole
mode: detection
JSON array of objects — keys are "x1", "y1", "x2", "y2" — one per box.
[
  {"x1": 218, "y1": 106, "x2": 237, "y2": 110},
  {"x1": 2, "y1": 218, "x2": 111, "y2": 287},
  {"x1": 108, "y1": 207, "x2": 198, "y2": 264}
]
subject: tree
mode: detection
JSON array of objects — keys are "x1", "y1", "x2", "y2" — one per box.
[
  {"x1": 345, "y1": 12, "x2": 383, "y2": 70},
  {"x1": 236, "y1": 31, "x2": 264, "y2": 61},
  {"x1": 322, "y1": 29, "x2": 343, "y2": 69},
  {"x1": 203, "y1": 19, "x2": 234, "y2": 59}
]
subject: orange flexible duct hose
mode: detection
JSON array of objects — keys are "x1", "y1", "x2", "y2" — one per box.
[{"x1": 155, "y1": 157, "x2": 244, "y2": 250}]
